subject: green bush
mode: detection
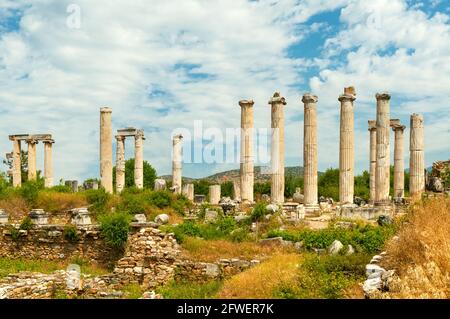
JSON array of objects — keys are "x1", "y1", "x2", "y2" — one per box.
[
  {"x1": 20, "y1": 181, "x2": 44, "y2": 207},
  {"x1": 84, "y1": 189, "x2": 111, "y2": 213},
  {"x1": 220, "y1": 181, "x2": 233, "y2": 198},
  {"x1": 267, "y1": 222, "x2": 397, "y2": 253},
  {"x1": 9, "y1": 226, "x2": 21, "y2": 242},
  {"x1": 229, "y1": 227, "x2": 250, "y2": 243},
  {"x1": 254, "y1": 182, "x2": 270, "y2": 197},
  {"x1": 148, "y1": 190, "x2": 172, "y2": 208},
  {"x1": 99, "y1": 212, "x2": 131, "y2": 249},
  {"x1": 251, "y1": 202, "x2": 268, "y2": 222},
  {"x1": 273, "y1": 253, "x2": 370, "y2": 299},
  {"x1": 49, "y1": 185, "x2": 72, "y2": 193},
  {"x1": 193, "y1": 180, "x2": 210, "y2": 196},
  {"x1": 63, "y1": 225, "x2": 80, "y2": 243},
  {"x1": 119, "y1": 191, "x2": 148, "y2": 214},
  {"x1": 171, "y1": 195, "x2": 191, "y2": 216},
  {"x1": 19, "y1": 216, "x2": 33, "y2": 230}
]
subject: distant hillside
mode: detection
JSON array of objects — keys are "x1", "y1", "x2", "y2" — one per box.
[{"x1": 160, "y1": 166, "x2": 306, "y2": 183}]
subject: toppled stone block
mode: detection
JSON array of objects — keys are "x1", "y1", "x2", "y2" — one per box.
[
  {"x1": 266, "y1": 204, "x2": 279, "y2": 213},
  {"x1": 28, "y1": 209, "x2": 48, "y2": 225},
  {"x1": 133, "y1": 214, "x2": 147, "y2": 223},
  {"x1": 366, "y1": 264, "x2": 386, "y2": 277},
  {"x1": 204, "y1": 210, "x2": 218, "y2": 223},
  {"x1": 328, "y1": 240, "x2": 344, "y2": 255},
  {"x1": 70, "y1": 208, "x2": 92, "y2": 226},
  {"x1": 154, "y1": 214, "x2": 169, "y2": 225},
  {"x1": 0, "y1": 209, "x2": 8, "y2": 225}
]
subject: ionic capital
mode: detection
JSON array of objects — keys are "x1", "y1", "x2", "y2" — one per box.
[
  {"x1": 268, "y1": 92, "x2": 286, "y2": 105},
  {"x1": 368, "y1": 120, "x2": 376, "y2": 131},
  {"x1": 173, "y1": 134, "x2": 183, "y2": 141},
  {"x1": 115, "y1": 135, "x2": 126, "y2": 142},
  {"x1": 338, "y1": 94, "x2": 356, "y2": 102},
  {"x1": 376, "y1": 92, "x2": 391, "y2": 101},
  {"x1": 302, "y1": 93, "x2": 318, "y2": 104},
  {"x1": 239, "y1": 100, "x2": 254, "y2": 107},
  {"x1": 100, "y1": 107, "x2": 112, "y2": 113}
]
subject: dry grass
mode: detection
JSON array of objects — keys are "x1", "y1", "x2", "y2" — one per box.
[
  {"x1": 36, "y1": 191, "x2": 88, "y2": 214},
  {"x1": 180, "y1": 237, "x2": 294, "y2": 263},
  {"x1": 382, "y1": 197, "x2": 450, "y2": 298},
  {"x1": 216, "y1": 253, "x2": 301, "y2": 299},
  {"x1": 0, "y1": 196, "x2": 29, "y2": 221}
]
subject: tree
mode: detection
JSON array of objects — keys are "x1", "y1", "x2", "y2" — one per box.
[
  {"x1": 318, "y1": 168, "x2": 339, "y2": 200},
  {"x1": 221, "y1": 181, "x2": 233, "y2": 197},
  {"x1": 193, "y1": 179, "x2": 210, "y2": 196},
  {"x1": 113, "y1": 158, "x2": 157, "y2": 190},
  {"x1": 3, "y1": 150, "x2": 29, "y2": 183}
]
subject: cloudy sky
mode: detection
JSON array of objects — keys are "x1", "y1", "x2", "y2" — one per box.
[{"x1": 0, "y1": 0, "x2": 449, "y2": 182}]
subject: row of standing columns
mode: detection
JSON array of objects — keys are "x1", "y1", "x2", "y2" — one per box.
[
  {"x1": 100, "y1": 107, "x2": 144, "y2": 193},
  {"x1": 9, "y1": 135, "x2": 54, "y2": 188}
]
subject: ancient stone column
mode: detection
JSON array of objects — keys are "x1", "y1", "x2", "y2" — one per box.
[
  {"x1": 115, "y1": 135, "x2": 126, "y2": 193},
  {"x1": 209, "y1": 185, "x2": 221, "y2": 205},
  {"x1": 302, "y1": 93, "x2": 319, "y2": 211},
  {"x1": 368, "y1": 120, "x2": 377, "y2": 203},
  {"x1": 268, "y1": 92, "x2": 286, "y2": 204},
  {"x1": 182, "y1": 183, "x2": 194, "y2": 201},
  {"x1": 100, "y1": 107, "x2": 113, "y2": 193},
  {"x1": 392, "y1": 122, "x2": 406, "y2": 199},
  {"x1": 239, "y1": 99, "x2": 254, "y2": 203},
  {"x1": 409, "y1": 113, "x2": 425, "y2": 198},
  {"x1": 43, "y1": 140, "x2": 54, "y2": 187},
  {"x1": 10, "y1": 138, "x2": 22, "y2": 187},
  {"x1": 338, "y1": 87, "x2": 356, "y2": 205},
  {"x1": 375, "y1": 92, "x2": 391, "y2": 206},
  {"x1": 172, "y1": 134, "x2": 183, "y2": 194},
  {"x1": 134, "y1": 130, "x2": 144, "y2": 189},
  {"x1": 233, "y1": 179, "x2": 241, "y2": 201},
  {"x1": 27, "y1": 138, "x2": 38, "y2": 181}
]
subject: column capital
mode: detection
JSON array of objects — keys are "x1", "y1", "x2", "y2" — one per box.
[
  {"x1": 173, "y1": 133, "x2": 183, "y2": 141},
  {"x1": 100, "y1": 107, "x2": 112, "y2": 113},
  {"x1": 42, "y1": 139, "x2": 55, "y2": 145},
  {"x1": 302, "y1": 93, "x2": 318, "y2": 103},
  {"x1": 135, "y1": 129, "x2": 145, "y2": 140},
  {"x1": 368, "y1": 120, "x2": 376, "y2": 131},
  {"x1": 338, "y1": 94, "x2": 356, "y2": 102},
  {"x1": 392, "y1": 124, "x2": 406, "y2": 132},
  {"x1": 268, "y1": 92, "x2": 286, "y2": 105},
  {"x1": 410, "y1": 113, "x2": 424, "y2": 127},
  {"x1": 239, "y1": 99, "x2": 254, "y2": 107},
  {"x1": 375, "y1": 92, "x2": 391, "y2": 101},
  {"x1": 115, "y1": 135, "x2": 126, "y2": 142},
  {"x1": 26, "y1": 138, "x2": 39, "y2": 145}
]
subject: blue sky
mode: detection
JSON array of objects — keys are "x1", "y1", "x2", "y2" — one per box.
[{"x1": 0, "y1": 0, "x2": 449, "y2": 181}]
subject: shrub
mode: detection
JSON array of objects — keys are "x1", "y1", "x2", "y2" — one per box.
[
  {"x1": 171, "y1": 195, "x2": 191, "y2": 216},
  {"x1": 250, "y1": 202, "x2": 268, "y2": 222},
  {"x1": 49, "y1": 185, "x2": 72, "y2": 193},
  {"x1": 84, "y1": 189, "x2": 111, "y2": 213},
  {"x1": 99, "y1": 212, "x2": 131, "y2": 249},
  {"x1": 220, "y1": 181, "x2": 233, "y2": 198},
  {"x1": 229, "y1": 227, "x2": 250, "y2": 243},
  {"x1": 20, "y1": 216, "x2": 33, "y2": 230},
  {"x1": 20, "y1": 181, "x2": 43, "y2": 207},
  {"x1": 267, "y1": 222, "x2": 397, "y2": 254},
  {"x1": 119, "y1": 192, "x2": 149, "y2": 214},
  {"x1": 64, "y1": 225, "x2": 80, "y2": 243},
  {"x1": 148, "y1": 190, "x2": 172, "y2": 208},
  {"x1": 9, "y1": 226, "x2": 21, "y2": 242}
]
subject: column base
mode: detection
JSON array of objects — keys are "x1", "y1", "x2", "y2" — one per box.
[{"x1": 304, "y1": 204, "x2": 320, "y2": 213}]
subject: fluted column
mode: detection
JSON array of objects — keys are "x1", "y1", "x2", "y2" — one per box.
[
  {"x1": 115, "y1": 135, "x2": 126, "y2": 193},
  {"x1": 268, "y1": 92, "x2": 286, "y2": 204},
  {"x1": 11, "y1": 138, "x2": 22, "y2": 187},
  {"x1": 375, "y1": 93, "x2": 391, "y2": 206},
  {"x1": 239, "y1": 99, "x2": 254, "y2": 203},
  {"x1": 302, "y1": 93, "x2": 319, "y2": 211},
  {"x1": 338, "y1": 87, "x2": 356, "y2": 205},
  {"x1": 409, "y1": 113, "x2": 425, "y2": 198},
  {"x1": 43, "y1": 140, "x2": 54, "y2": 187},
  {"x1": 27, "y1": 139, "x2": 38, "y2": 181},
  {"x1": 392, "y1": 123, "x2": 406, "y2": 199},
  {"x1": 100, "y1": 107, "x2": 113, "y2": 193},
  {"x1": 134, "y1": 130, "x2": 144, "y2": 189},
  {"x1": 209, "y1": 185, "x2": 221, "y2": 205},
  {"x1": 368, "y1": 120, "x2": 377, "y2": 203},
  {"x1": 172, "y1": 134, "x2": 183, "y2": 194}
]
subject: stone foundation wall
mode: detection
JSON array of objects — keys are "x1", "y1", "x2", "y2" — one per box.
[
  {"x1": 113, "y1": 227, "x2": 181, "y2": 289},
  {"x1": 174, "y1": 258, "x2": 260, "y2": 283},
  {"x1": 0, "y1": 224, "x2": 120, "y2": 267}
]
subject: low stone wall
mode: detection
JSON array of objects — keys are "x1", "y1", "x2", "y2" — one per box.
[
  {"x1": 113, "y1": 227, "x2": 181, "y2": 289},
  {"x1": 174, "y1": 258, "x2": 260, "y2": 283},
  {"x1": 0, "y1": 224, "x2": 121, "y2": 268}
]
